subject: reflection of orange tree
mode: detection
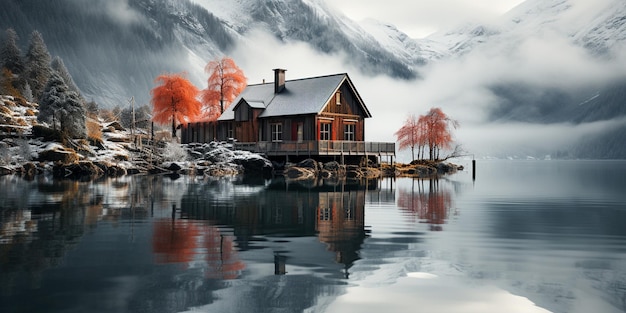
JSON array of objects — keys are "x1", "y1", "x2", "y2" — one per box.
[
  {"x1": 397, "y1": 179, "x2": 453, "y2": 231},
  {"x1": 204, "y1": 226, "x2": 245, "y2": 279},
  {"x1": 152, "y1": 219, "x2": 245, "y2": 279},
  {"x1": 153, "y1": 219, "x2": 201, "y2": 264}
]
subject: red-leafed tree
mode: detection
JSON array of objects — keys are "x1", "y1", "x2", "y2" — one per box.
[
  {"x1": 396, "y1": 108, "x2": 459, "y2": 161},
  {"x1": 395, "y1": 114, "x2": 423, "y2": 161},
  {"x1": 199, "y1": 57, "x2": 246, "y2": 121},
  {"x1": 151, "y1": 73, "x2": 202, "y2": 138},
  {"x1": 421, "y1": 108, "x2": 458, "y2": 161}
]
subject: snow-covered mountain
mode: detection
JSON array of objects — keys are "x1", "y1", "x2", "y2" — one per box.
[
  {"x1": 0, "y1": 0, "x2": 426, "y2": 107},
  {"x1": 192, "y1": 0, "x2": 425, "y2": 78},
  {"x1": 426, "y1": 0, "x2": 625, "y2": 58},
  {"x1": 416, "y1": 0, "x2": 626, "y2": 158}
]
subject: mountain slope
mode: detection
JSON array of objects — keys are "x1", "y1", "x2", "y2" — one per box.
[
  {"x1": 423, "y1": 0, "x2": 626, "y2": 119},
  {"x1": 193, "y1": 0, "x2": 421, "y2": 79},
  {"x1": 0, "y1": 0, "x2": 233, "y2": 106},
  {"x1": 0, "y1": 0, "x2": 425, "y2": 107}
]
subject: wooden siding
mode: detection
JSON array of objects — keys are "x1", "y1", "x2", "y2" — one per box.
[
  {"x1": 258, "y1": 115, "x2": 317, "y2": 142},
  {"x1": 234, "y1": 106, "x2": 263, "y2": 142},
  {"x1": 322, "y1": 83, "x2": 365, "y2": 116},
  {"x1": 181, "y1": 121, "x2": 217, "y2": 143},
  {"x1": 182, "y1": 76, "x2": 378, "y2": 151},
  {"x1": 317, "y1": 82, "x2": 365, "y2": 141}
]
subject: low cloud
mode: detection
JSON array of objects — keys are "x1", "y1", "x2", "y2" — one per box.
[
  {"x1": 227, "y1": 12, "x2": 626, "y2": 160},
  {"x1": 327, "y1": 0, "x2": 525, "y2": 38},
  {"x1": 456, "y1": 118, "x2": 626, "y2": 159},
  {"x1": 231, "y1": 30, "x2": 351, "y2": 85}
]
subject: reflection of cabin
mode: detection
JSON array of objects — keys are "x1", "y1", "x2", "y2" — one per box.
[
  {"x1": 179, "y1": 181, "x2": 370, "y2": 277},
  {"x1": 181, "y1": 69, "x2": 395, "y2": 164}
]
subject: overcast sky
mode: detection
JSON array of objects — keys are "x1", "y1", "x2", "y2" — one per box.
[{"x1": 326, "y1": 0, "x2": 526, "y2": 38}]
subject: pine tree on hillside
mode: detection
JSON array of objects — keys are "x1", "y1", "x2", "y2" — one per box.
[
  {"x1": 59, "y1": 92, "x2": 86, "y2": 139},
  {"x1": 23, "y1": 81, "x2": 33, "y2": 102},
  {"x1": 25, "y1": 30, "x2": 52, "y2": 100},
  {"x1": 50, "y1": 56, "x2": 82, "y2": 99},
  {"x1": 1, "y1": 28, "x2": 26, "y2": 94},
  {"x1": 39, "y1": 71, "x2": 86, "y2": 139}
]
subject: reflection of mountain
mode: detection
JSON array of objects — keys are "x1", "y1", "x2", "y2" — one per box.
[{"x1": 397, "y1": 179, "x2": 455, "y2": 231}]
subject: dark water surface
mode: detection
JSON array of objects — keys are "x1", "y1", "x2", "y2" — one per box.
[{"x1": 1, "y1": 160, "x2": 625, "y2": 313}]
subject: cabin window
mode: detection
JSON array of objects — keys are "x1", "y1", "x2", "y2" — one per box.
[
  {"x1": 320, "y1": 122, "x2": 331, "y2": 141},
  {"x1": 335, "y1": 92, "x2": 341, "y2": 105},
  {"x1": 344, "y1": 123, "x2": 355, "y2": 141},
  {"x1": 320, "y1": 207, "x2": 331, "y2": 221},
  {"x1": 271, "y1": 123, "x2": 283, "y2": 142}
]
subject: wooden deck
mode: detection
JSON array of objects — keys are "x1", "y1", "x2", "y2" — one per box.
[{"x1": 234, "y1": 141, "x2": 395, "y2": 158}]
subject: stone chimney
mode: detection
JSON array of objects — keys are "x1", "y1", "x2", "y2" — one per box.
[{"x1": 273, "y1": 68, "x2": 286, "y2": 93}]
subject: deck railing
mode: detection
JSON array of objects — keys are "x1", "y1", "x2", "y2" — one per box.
[{"x1": 234, "y1": 140, "x2": 395, "y2": 157}]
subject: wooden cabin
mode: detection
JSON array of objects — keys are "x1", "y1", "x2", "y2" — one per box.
[{"x1": 181, "y1": 69, "x2": 395, "y2": 164}]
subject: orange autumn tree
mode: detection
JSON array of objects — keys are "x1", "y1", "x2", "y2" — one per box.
[
  {"x1": 396, "y1": 108, "x2": 458, "y2": 161},
  {"x1": 200, "y1": 57, "x2": 246, "y2": 121},
  {"x1": 395, "y1": 114, "x2": 423, "y2": 161},
  {"x1": 421, "y1": 107, "x2": 458, "y2": 161},
  {"x1": 151, "y1": 73, "x2": 202, "y2": 138}
]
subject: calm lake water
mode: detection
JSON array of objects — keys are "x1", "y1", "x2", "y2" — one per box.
[{"x1": 1, "y1": 160, "x2": 625, "y2": 313}]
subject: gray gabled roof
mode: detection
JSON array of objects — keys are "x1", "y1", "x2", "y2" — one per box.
[{"x1": 218, "y1": 73, "x2": 371, "y2": 121}]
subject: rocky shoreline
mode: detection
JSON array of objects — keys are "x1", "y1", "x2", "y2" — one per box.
[
  {"x1": 0, "y1": 146, "x2": 462, "y2": 181},
  {"x1": 1, "y1": 95, "x2": 461, "y2": 181},
  {"x1": 0, "y1": 138, "x2": 462, "y2": 181}
]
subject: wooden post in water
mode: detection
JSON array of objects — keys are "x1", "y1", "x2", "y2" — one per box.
[{"x1": 472, "y1": 157, "x2": 476, "y2": 181}]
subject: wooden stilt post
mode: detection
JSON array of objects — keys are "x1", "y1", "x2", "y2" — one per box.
[{"x1": 472, "y1": 156, "x2": 476, "y2": 181}]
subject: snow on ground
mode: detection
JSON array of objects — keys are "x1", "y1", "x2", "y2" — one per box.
[{"x1": 1, "y1": 93, "x2": 272, "y2": 178}]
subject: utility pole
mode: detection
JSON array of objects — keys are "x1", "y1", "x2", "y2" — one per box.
[{"x1": 128, "y1": 96, "x2": 136, "y2": 148}]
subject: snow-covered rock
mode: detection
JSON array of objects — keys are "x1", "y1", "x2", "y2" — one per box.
[{"x1": 184, "y1": 142, "x2": 273, "y2": 178}]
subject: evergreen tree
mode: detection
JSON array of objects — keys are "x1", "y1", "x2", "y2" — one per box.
[
  {"x1": 59, "y1": 92, "x2": 86, "y2": 139},
  {"x1": 1, "y1": 28, "x2": 25, "y2": 93},
  {"x1": 50, "y1": 56, "x2": 81, "y2": 98},
  {"x1": 25, "y1": 30, "x2": 52, "y2": 100},
  {"x1": 39, "y1": 71, "x2": 63, "y2": 130},
  {"x1": 22, "y1": 81, "x2": 33, "y2": 102},
  {"x1": 39, "y1": 71, "x2": 86, "y2": 139}
]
